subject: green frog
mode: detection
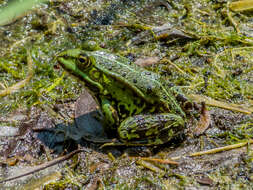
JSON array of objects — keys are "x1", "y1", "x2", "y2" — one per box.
[{"x1": 57, "y1": 45, "x2": 192, "y2": 146}]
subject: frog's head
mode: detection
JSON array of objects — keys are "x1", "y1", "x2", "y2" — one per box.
[
  {"x1": 58, "y1": 49, "x2": 92, "y2": 72},
  {"x1": 57, "y1": 49, "x2": 103, "y2": 92}
]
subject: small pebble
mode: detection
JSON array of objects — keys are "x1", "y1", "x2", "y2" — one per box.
[{"x1": 0, "y1": 126, "x2": 19, "y2": 137}]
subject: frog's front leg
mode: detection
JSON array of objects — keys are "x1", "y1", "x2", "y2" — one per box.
[
  {"x1": 118, "y1": 113, "x2": 185, "y2": 145},
  {"x1": 101, "y1": 97, "x2": 119, "y2": 131}
]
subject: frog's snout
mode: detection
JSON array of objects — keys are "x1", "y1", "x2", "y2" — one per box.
[{"x1": 57, "y1": 54, "x2": 77, "y2": 73}]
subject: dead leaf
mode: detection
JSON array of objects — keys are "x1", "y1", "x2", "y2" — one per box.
[
  {"x1": 86, "y1": 177, "x2": 101, "y2": 190},
  {"x1": 6, "y1": 157, "x2": 19, "y2": 166},
  {"x1": 134, "y1": 57, "x2": 160, "y2": 67},
  {"x1": 75, "y1": 90, "x2": 98, "y2": 117},
  {"x1": 197, "y1": 175, "x2": 214, "y2": 186},
  {"x1": 193, "y1": 102, "x2": 211, "y2": 136},
  {"x1": 89, "y1": 162, "x2": 110, "y2": 173}
]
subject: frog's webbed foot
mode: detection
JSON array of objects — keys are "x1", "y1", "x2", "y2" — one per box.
[
  {"x1": 100, "y1": 141, "x2": 156, "y2": 148},
  {"x1": 100, "y1": 142, "x2": 124, "y2": 148},
  {"x1": 100, "y1": 138, "x2": 165, "y2": 148},
  {"x1": 100, "y1": 138, "x2": 145, "y2": 148}
]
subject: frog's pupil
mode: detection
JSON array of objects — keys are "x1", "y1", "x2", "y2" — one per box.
[{"x1": 79, "y1": 57, "x2": 86, "y2": 63}]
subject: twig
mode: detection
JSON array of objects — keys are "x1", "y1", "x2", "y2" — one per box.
[
  {"x1": 129, "y1": 156, "x2": 179, "y2": 165},
  {"x1": 190, "y1": 139, "x2": 253, "y2": 157},
  {"x1": 189, "y1": 94, "x2": 252, "y2": 114},
  {"x1": 136, "y1": 160, "x2": 165, "y2": 174},
  {"x1": 0, "y1": 149, "x2": 85, "y2": 184},
  {"x1": 161, "y1": 58, "x2": 187, "y2": 75},
  {"x1": 227, "y1": 2, "x2": 240, "y2": 34},
  {"x1": 170, "y1": 139, "x2": 253, "y2": 160}
]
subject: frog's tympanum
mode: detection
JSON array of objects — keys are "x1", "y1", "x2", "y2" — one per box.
[{"x1": 58, "y1": 46, "x2": 193, "y2": 146}]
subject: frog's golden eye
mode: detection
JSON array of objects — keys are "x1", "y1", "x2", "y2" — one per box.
[{"x1": 77, "y1": 54, "x2": 91, "y2": 70}]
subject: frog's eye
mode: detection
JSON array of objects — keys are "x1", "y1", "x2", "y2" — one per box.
[
  {"x1": 78, "y1": 57, "x2": 87, "y2": 63},
  {"x1": 77, "y1": 54, "x2": 91, "y2": 70}
]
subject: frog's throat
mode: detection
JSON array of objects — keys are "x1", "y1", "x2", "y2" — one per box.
[{"x1": 58, "y1": 57, "x2": 103, "y2": 92}]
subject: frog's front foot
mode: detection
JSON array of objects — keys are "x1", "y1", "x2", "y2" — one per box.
[{"x1": 118, "y1": 113, "x2": 185, "y2": 146}]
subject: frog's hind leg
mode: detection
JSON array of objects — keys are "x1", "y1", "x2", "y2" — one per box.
[{"x1": 117, "y1": 113, "x2": 185, "y2": 146}]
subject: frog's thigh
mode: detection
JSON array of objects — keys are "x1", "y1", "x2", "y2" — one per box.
[
  {"x1": 101, "y1": 98, "x2": 119, "y2": 128},
  {"x1": 118, "y1": 113, "x2": 185, "y2": 145}
]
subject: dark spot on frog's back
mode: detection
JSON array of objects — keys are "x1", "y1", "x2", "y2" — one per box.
[
  {"x1": 162, "y1": 94, "x2": 168, "y2": 100},
  {"x1": 103, "y1": 62, "x2": 112, "y2": 70},
  {"x1": 132, "y1": 108, "x2": 137, "y2": 115},
  {"x1": 133, "y1": 98, "x2": 144, "y2": 107},
  {"x1": 122, "y1": 72, "x2": 126, "y2": 77},
  {"x1": 133, "y1": 79, "x2": 137, "y2": 83},
  {"x1": 147, "y1": 85, "x2": 153, "y2": 94},
  {"x1": 119, "y1": 104, "x2": 130, "y2": 116}
]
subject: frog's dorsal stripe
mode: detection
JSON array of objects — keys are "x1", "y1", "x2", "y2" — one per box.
[{"x1": 91, "y1": 51, "x2": 185, "y2": 117}]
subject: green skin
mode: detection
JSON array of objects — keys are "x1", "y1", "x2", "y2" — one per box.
[{"x1": 58, "y1": 48, "x2": 188, "y2": 145}]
